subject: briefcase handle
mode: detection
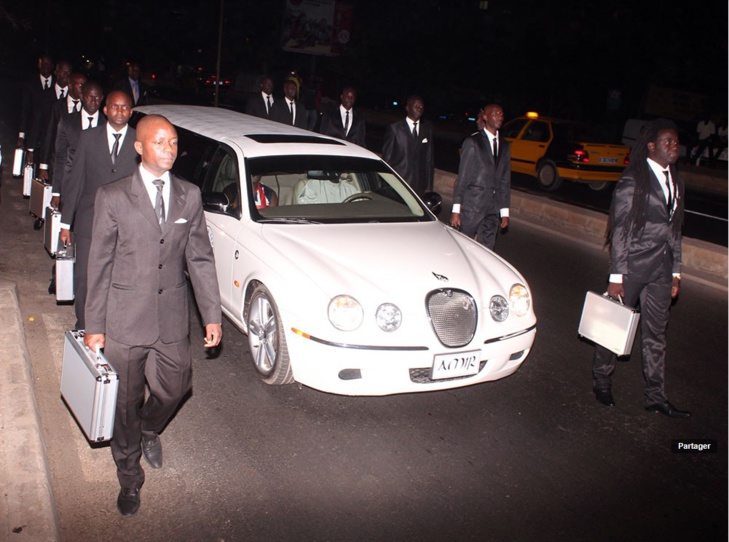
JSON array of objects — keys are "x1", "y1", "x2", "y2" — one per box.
[{"x1": 603, "y1": 291, "x2": 624, "y2": 305}]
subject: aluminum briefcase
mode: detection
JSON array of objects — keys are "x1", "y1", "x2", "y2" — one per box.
[
  {"x1": 12, "y1": 148, "x2": 25, "y2": 177},
  {"x1": 61, "y1": 330, "x2": 118, "y2": 442},
  {"x1": 55, "y1": 242, "x2": 75, "y2": 302},
  {"x1": 44, "y1": 206, "x2": 62, "y2": 256},
  {"x1": 29, "y1": 178, "x2": 52, "y2": 219},
  {"x1": 578, "y1": 291, "x2": 640, "y2": 357},
  {"x1": 22, "y1": 164, "x2": 34, "y2": 197}
]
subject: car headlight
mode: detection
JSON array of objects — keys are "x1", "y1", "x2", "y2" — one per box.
[
  {"x1": 328, "y1": 295, "x2": 363, "y2": 331},
  {"x1": 376, "y1": 303, "x2": 402, "y2": 332},
  {"x1": 489, "y1": 295, "x2": 509, "y2": 322},
  {"x1": 509, "y1": 284, "x2": 531, "y2": 317}
]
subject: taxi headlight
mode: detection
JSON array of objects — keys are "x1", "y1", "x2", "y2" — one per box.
[
  {"x1": 489, "y1": 295, "x2": 509, "y2": 322},
  {"x1": 376, "y1": 303, "x2": 402, "y2": 332},
  {"x1": 509, "y1": 284, "x2": 531, "y2": 317},
  {"x1": 328, "y1": 295, "x2": 363, "y2": 331}
]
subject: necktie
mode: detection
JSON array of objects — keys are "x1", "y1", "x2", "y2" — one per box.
[
  {"x1": 289, "y1": 101, "x2": 294, "y2": 124},
  {"x1": 44, "y1": 78, "x2": 50, "y2": 89},
  {"x1": 87, "y1": 116, "x2": 94, "y2": 129},
  {"x1": 412, "y1": 121, "x2": 418, "y2": 139},
  {"x1": 663, "y1": 170, "x2": 674, "y2": 215},
  {"x1": 266, "y1": 95, "x2": 272, "y2": 115},
  {"x1": 59, "y1": 88, "x2": 66, "y2": 100},
  {"x1": 492, "y1": 136, "x2": 499, "y2": 161},
  {"x1": 344, "y1": 110, "x2": 350, "y2": 135},
  {"x1": 111, "y1": 133, "x2": 121, "y2": 163},
  {"x1": 153, "y1": 179, "x2": 165, "y2": 225},
  {"x1": 132, "y1": 81, "x2": 139, "y2": 104},
  {"x1": 72, "y1": 99, "x2": 80, "y2": 112}
]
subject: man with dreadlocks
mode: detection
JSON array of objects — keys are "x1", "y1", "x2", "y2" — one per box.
[{"x1": 592, "y1": 118, "x2": 690, "y2": 418}]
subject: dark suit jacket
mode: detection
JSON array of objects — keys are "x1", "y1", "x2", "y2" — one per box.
[
  {"x1": 51, "y1": 112, "x2": 105, "y2": 196},
  {"x1": 270, "y1": 99, "x2": 308, "y2": 129},
  {"x1": 40, "y1": 98, "x2": 80, "y2": 174},
  {"x1": 113, "y1": 77, "x2": 149, "y2": 106},
  {"x1": 609, "y1": 164, "x2": 683, "y2": 281},
  {"x1": 382, "y1": 119, "x2": 434, "y2": 196},
  {"x1": 85, "y1": 170, "x2": 221, "y2": 346},
  {"x1": 453, "y1": 130, "x2": 511, "y2": 218},
  {"x1": 319, "y1": 107, "x2": 366, "y2": 147},
  {"x1": 245, "y1": 93, "x2": 274, "y2": 120},
  {"x1": 61, "y1": 125, "x2": 138, "y2": 236},
  {"x1": 19, "y1": 74, "x2": 56, "y2": 152}
]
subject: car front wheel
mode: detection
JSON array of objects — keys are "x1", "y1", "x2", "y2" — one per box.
[
  {"x1": 246, "y1": 284, "x2": 294, "y2": 385},
  {"x1": 587, "y1": 181, "x2": 609, "y2": 191},
  {"x1": 537, "y1": 162, "x2": 563, "y2": 191}
]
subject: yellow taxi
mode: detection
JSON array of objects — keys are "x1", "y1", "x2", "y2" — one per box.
[{"x1": 502, "y1": 112, "x2": 630, "y2": 191}]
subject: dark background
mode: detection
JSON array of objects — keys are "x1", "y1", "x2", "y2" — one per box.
[{"x1": 1, "y1": 0, "x2": 726, "y2": 126}]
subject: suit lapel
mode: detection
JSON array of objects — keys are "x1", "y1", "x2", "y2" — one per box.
[
  {"x1": 164, "y1": 175, "x2": 186, "y2": 230},
  {"x1": 130, "y1": 170, "x2": 161, "y2": 230}
]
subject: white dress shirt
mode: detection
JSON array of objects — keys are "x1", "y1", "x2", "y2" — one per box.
[{"x1": 139, "y1": 165, "x2": 171, "y2": 222}]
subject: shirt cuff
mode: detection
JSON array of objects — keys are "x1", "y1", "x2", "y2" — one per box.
[
  {"x1": 39, "y1": 163, "x2": 48, "y2": 170},
  {"x1": 452, "y1": 203, "x2": 461, "y2": 213},
  {"x1": 60, "y1": 222, "x2": 71, "y2": 230},
  {"x1": 19, "y1": 132, "x2": 25, "y2": 138},
  {"x1": 609, "y1": 274, "x2": 623, "y2": 283},
  {"x1": 500, "y1": 208, "x2": 509, "y2": 218}
]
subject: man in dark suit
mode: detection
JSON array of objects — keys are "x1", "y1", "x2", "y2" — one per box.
[
  {"x1": 17, "y1": 55, "x2": 56, "y2": 163},
  {"x1": 271, "y1": 79, "x2": 308, "y2": 129},
  {"x1": 59, "y1": 91, "x2": 138, "y2": 330},
  {"x1": 449, "y1": 104, "x2": 511, "y2": 250},
  {"x1": 50, "y1": 80, "x2": 104, "y2": 208},
  {"x1": 84, "y1": 114, "x2": 222, "y2": 517},
  {"x1": 113, "y1": 62, "x2": 149, "y2": 106},
  {"x1": 319, "y1": 86, "x2": 366, "y2": 147},
  {"x1": 245, "y1": 75, "x2": 275, "y2": 119},
  {"x1": 382, "y1": 95, "x2": 434, "y2": 197},
  {"x1": 592, "y1": 118, "x2": 689, "y2": 418},
  {"x1": 38, "y1": 72, "x2": 86, "y2": 188}
]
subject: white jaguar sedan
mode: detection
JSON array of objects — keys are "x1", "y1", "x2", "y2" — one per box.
[{"x1": 134, "y1": 105, "x2": 537, "y2": 396}]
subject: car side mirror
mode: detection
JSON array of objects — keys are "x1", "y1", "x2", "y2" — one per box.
[
  {"x1": 423, "y1": 191, "x2": 442, "y2": 215},
  {"x1": 202, "y1": 192, "x2": 228, "y2": 213}
]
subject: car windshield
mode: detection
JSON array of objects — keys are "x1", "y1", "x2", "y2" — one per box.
[{"x1": 245, "y1": 155, "x2": 433, "y2": 223}]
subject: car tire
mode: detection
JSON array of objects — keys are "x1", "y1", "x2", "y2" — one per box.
[
  {"x1": 537, "y1": 162, "x2": 562, "y2": 191},
  {"x1": 587, "y1": 181, "x2": 609, "y2": 191},
  {"x1": 246, "y1": 284, "x2": 294, "y2": 385}
]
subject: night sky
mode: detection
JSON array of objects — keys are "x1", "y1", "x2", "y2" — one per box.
[{"x1": 0, "y1": 0, "x2": 726, "y2": 125}]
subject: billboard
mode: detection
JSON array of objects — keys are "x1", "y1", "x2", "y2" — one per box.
[{"x1": 281, "y1": 0, "x2": 353, "y2": 56}]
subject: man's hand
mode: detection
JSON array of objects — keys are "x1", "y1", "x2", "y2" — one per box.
[
  {"x1": 50, "y1": 196, "x2": 61, "y2": 210},
  {"x1": 204, "y1": 323, "x2": 223, "y2": 348},
  {"x1": 26, "y1": 150, "x2": 34, "y2": 164},
  {"x1": 500, "y1": 217, "x2": 510, "y2": 230},
  {"x1": 606, "y1": 282, "x2": 625, "y2": 301},
  {"x1": 17, "y1": 137, "x2": 24, "y2": 149},
  {"x1": 59, "y1": 228, "x2": 72, "y2": 246},
  {"x1": 39, "y1": 169, "x2": 49, "y2": 181},
  {"x1": 84, "y1": 333, "x2": 105, "y2": 352},
  {"x1": 449, "y1": 213, "x2": 461, "y2": 229},
  {"x1": 671, "y1": 276, "x2": 681, "y2": 299}
]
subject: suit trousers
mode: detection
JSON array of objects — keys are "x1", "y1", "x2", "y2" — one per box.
[
  {"x1": 107, "y1": 335, "x2": 193, "y2": 489},
  {"x1": 592, "y1": 273, "x2": 673, "y2": 405},
  {"x1": 459, "y1": 193, "x2": 500, "y2": 250},
  {"x1": 73, "y1": 231, "x2": 91, "y2": 330}
]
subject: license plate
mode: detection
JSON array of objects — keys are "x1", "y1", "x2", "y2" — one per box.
[
  {"x1": 599, "y1": 157, "x2": 618, "y2": 163},
  {"x1": 431, "y1": 350, "x2": 481, "y2": 380}
]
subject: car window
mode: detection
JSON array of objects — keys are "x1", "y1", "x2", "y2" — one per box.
[
  {"x1": 502, "y1": 118, "x2": 529, "y2": 139},
  {"x1": 172, "y1": 126, "x2": 219, "y2": 188},
  {"x1": 202, "y1": 148, "x2": 241, "y2": 219},
  {"x1": 522, "y1": 120, "x2": 551, "y2": 142},
  {"x1": 245, "y1": 155, "x2": 432, "y2": 224}
]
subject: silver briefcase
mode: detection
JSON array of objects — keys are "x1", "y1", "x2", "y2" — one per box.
[
  {"x1": 578, "y1": 291, "x2": 640, "y2": 357},
  {"x1": 12, "y1": 148, "x2": 25, "y2": 177},
  {"x1": 44, "y1": 206, "x2": 62, "y2": 256},
  {"x1": 55, "y1": 242, "x2": 75, "y2": 302},
  {"x1": 22, "y1": 165, "x2": 34, "y2": 197},
  {"x1": 29, "y1": 178, "x2": 52, "y2": 219},
  {"x1": 61, "y1": 330, "x2": 118, "y2": 442}
]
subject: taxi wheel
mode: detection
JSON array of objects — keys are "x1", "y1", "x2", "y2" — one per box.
[
  {"x1": 537, "y1": 162, "x2": 562, "y2": 191},
  {"x1": 246, "y1": 284, "x2": 294, "y2": 385},
  {"x1": 587, "y1": 181, "x2": 609, "y2": 191}
]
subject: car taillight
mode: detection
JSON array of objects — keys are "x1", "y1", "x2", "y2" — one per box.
[
  {"x1": 569, "y1": 148, "x2": 589, "y2": 162},
  {"x1": 624, "y1": 152, "x2": 630, "y2": 165}
]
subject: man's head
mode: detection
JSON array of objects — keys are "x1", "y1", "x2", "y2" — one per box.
[
  {"x1": 647, "y1": 127, "x2": 680, "y2": 168},
  {"x1": 54, "y1": 61, "x2": 72, "y2": 88},
  {"x1": 81, "y1": 81, "x2": 104, "y2": 115},
  {"x1": 134, "y1": 115, "x2": 178, "y2": 177},
  {"x1": 38, "y1": 55, "x2": 54, "y2": 78},
  {"x1": 68, "y1": 73, "x2": 87, "y2": 100},
  {"x1": 405, "y1": 96, "x2": 424, "y2": 122},
  {"x1": 283, "y1": 80, "x2": 297, "y2": 101},
  {"x1": 103, "y1": 90, "x2": 133, "y2": 130},
  {"x1": 482, "y1": 104, "x2": 504, "y2": 134},
  {"x1": 340, "y1": 87, "x2": 356, "y2": 110},
  {"x1": 127, "y1": 62, "x2": 141, "y2": 82},
  {"x1": 260, "y1": 76, "x2": 273, "y2": 95}
]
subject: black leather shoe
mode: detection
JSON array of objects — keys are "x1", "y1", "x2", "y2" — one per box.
[
  {"x1": 594, "y1": 389, "x2": 615, "y2": 407},
  {"x1": 117, "y1": 487, "x2": 140, "y2": 517},
  {"x1": 645, "y1": 402, "x2": 691, "y2": 418},
  {"x1": 142, "y1": 435, "x2": 163, "y2": 469}
]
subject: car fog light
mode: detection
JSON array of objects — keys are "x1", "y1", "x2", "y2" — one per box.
[
  {"x1": 489, "y1": 295, "x2": 509, "y2": 322},
  {"x1": 329, "y1": 295, "x2": 363, "y2": 331},
  {"x1": 509, "y1": 284, "x2": 531, "y2": 316},
  {"x1": 376, "y1": 303, "x2": 402, "y2": 332}
]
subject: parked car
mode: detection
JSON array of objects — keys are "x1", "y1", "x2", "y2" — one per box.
[
  {"x1": 132, "y1": 105, "x2": 537, "y2": 396},
  {"x1": 503, "y1": 112, "x2": 630, "y2": 191}
]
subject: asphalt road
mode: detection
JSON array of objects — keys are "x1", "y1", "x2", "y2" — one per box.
[{"x1": 1, "y1": 119, "x2": 726, "y2": 539}]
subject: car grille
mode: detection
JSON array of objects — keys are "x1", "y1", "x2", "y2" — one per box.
[
  {"x1": 410, "y1": 361, "x2": 488, "y2": 384},
  {"x1": 426, "y1": 289, "x2": 478, "y2": 347}
]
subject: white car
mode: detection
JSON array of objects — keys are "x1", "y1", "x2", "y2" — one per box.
[{"x1": 134, "y1": 105, "x2": 537, "y2": 396}]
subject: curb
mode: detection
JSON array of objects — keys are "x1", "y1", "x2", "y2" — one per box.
[{"x1": 0, "y1": 278, "x2": 59, "y2": 541}]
